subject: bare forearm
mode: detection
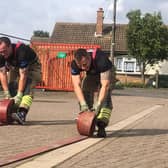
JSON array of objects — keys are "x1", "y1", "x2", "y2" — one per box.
[
  {"x1": 98, "y1": 70, "x2": 111, "y2": 104},
  {"x1": 18, "y1": 77, "x2": 26, "y2": 92},
  {"x1": 97, "y1": 84, "x2": 109, "y2": 104},
  {"x1": 74, "y1": 85, "x2": 85, "y2": 104},
  {"x1": 0, "y1": 72, "x2": 8, "y2": 91},
  {"x1": 72, "y1": 75, "x2": 85, "y2": 104},
  {"x1": 18, "y1": 68, "x2": 27, "y2": 92}
]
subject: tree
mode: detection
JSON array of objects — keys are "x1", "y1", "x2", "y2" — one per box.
[
  {"x1": 33, "y1": 30, "x2": 49, "y2": 37},
  {"x1": 126, "y1": 10, "x2": 168, "y2": 84}
]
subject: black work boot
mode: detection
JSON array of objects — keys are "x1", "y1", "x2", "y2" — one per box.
[
  {"x1": 96, "y1": 120, "x2": 107, "y2": 138},
  {"x1": 12, "y1": 108, "x2": 28, "y2": 125}
]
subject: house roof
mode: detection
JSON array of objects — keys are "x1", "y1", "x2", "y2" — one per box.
[
  {"x1": 50, "y1": 22, "x2": 128, "y2": 52},
  {"x1": 31, "y1": 22, "x2": 128, "y2": 53}
]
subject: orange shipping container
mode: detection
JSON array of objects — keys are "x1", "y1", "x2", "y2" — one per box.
[{"x1": 31, "y1": 42, "x2": 100, "y2": 91}]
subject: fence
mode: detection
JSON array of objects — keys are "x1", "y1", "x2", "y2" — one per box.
[{"x1": 31, "y1": 42, "x2": 100, "y2": 91}]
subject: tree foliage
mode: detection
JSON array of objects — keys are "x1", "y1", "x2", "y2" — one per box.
[
  {"x1": 33, "y1": 30, "x2": 49, "y2": 37},
  {"x1": 126, "y1": 10, "x2": 168, "y2": 83}
]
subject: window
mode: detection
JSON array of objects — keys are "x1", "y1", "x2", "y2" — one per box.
[
  {"x1": 124, "y1": 61, "x2": 135, "y2": 72},
  {"x1": 115, "y1": 56, "x2": 141, "y2": 73},
  {"x1": 136, "y1": 62, "x2": 140, "y2": 72},
  {"x1": 116, "y1": 58, "x2": 123, "y2": 71}
]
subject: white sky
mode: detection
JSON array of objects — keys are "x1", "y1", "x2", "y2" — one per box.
[{"x1": 0, "y1": 0, "x2": 168, "y2": 42}]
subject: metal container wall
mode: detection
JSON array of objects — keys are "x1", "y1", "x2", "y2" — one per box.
[{"x1": 31, "y1": 42, "x2": 100, "y2": 91}]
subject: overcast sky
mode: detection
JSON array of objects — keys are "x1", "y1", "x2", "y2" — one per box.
[{"x1": 0, "y1": 0, "x2": 168, "y2": 42}]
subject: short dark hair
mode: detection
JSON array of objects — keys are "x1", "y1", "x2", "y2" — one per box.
[
  {"x1": 74, "y1": 48, "x2": 89, "y2": 62},
  {"x1": 0, "y1": 37, "x2": 11, "y2": 47}
]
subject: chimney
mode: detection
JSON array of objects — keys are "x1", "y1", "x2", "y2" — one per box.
[{"x1": 95, "y1": 8, "x2": 104, "y2": 37}]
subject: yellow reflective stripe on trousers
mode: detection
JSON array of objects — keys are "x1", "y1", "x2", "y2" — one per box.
[
  {"x1": 97, "y1": 108, "x2": 111, "y2": 120},
  {"x1": 20, "y1": 95, "x2": 33, "y2": 108}
]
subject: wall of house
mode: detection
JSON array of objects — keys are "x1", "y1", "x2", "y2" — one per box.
[{"x1": 116, "y1": 74, "x2": 150, "y2": 84}]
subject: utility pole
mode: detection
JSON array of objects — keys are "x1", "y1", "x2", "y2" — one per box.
[{"x1": 110, "y1": 0, "x2": 117, "y2": 64}]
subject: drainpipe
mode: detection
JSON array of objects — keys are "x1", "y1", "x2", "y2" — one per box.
[{"x1": 110, "y1": 0, "x2": 117, "y2": 64}]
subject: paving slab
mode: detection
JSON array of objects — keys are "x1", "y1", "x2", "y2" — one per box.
[
  {"x1": 55, "y1": 103, "x2": 168, "y2": 168},
  {"x1": 0, "y1": 88, "x2": 167, "y2": 168}
]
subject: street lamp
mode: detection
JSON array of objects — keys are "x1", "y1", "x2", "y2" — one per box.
[{"x1": 110, "y1": 0, "x2": 117, "y2": 64}]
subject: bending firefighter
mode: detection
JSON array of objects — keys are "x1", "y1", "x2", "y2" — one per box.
[
  {"x1": 0, "y1": 37, "x2": 41, "y2": 125},
  {"x1": 71, "y1": 48, "x2": 113, "y2": 137}
]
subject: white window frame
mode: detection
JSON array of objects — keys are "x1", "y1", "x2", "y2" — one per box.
[{"x1": 114, "y1": 55, "x2": 141, "y2": 74}]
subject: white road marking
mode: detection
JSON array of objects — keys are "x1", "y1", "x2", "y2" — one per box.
[{"x1": 106, "y1": 104, "x2": 162, "y2": 131}]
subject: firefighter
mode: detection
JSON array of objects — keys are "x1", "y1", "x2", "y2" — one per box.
[
  {"x1": 0, "y1": 37, "x2": 41, "y2": 125},
  {"x1": 71, "y1": 48, "x2": 113, "y2": 137}
]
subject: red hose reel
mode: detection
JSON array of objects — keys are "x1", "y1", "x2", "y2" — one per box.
[
  {"x1": 76, "y1": 110, "x2": 96, "y2": 136},
  {"x1": 0, "y1": 99, "x2": 15, "y2": 124}
]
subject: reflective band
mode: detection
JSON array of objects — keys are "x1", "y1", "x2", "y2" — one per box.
[
  {"x1": 96, "y1": 108, "x2": 111, "y2": 124},
  {"x1": 20, "y1": 95, "x2": 33, "y2": 108}
]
